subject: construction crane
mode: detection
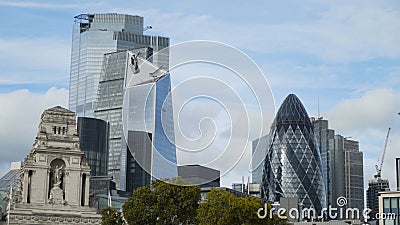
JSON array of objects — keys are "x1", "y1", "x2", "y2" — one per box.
[{"x1": 374, "y1": 127, "x2": 391, "y2": 179}]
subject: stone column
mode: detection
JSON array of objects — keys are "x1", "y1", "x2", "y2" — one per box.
[
  {"x1": 46, "y1": 169, "x2": 50, "y2": 204},
  {"x1": 63, "y1": 169, "x2": 68, "y2": 200},
  {"x1": 84, "y1": 174, "x2": 90, "y2": 206},
  {"x1": 22, "y1": 170, "x2": 29, "y2": 203}
]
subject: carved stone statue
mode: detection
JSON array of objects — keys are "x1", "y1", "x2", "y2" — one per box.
[
  {"x1": 50, "y1": 164, "x2": 65, "y2": 205},
  {"x1": 53, "y1": 165, "x2": 64, "y2": 188}
]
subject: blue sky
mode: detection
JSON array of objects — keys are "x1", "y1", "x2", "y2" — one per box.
[{"x1": 0, "y1": 0, "x2": 399, "y2": 190}]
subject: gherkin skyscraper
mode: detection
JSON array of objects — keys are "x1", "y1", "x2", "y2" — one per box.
[{"x1": 262, "y1": 94, "x2": 326, "y2": 211}]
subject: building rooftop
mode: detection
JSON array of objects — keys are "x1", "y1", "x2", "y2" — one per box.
[{"x1": 274, "y1": 94, "x2": 312, "y2": 126}]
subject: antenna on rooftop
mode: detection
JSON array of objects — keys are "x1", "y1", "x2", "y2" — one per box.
[{"x1": 317, "y1": 96, "x2": 323, "y2": 120}]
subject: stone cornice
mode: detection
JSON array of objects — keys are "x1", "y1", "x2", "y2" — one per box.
[{"x1": 8, "y1": 214, "x2": 101, "y2": 224}]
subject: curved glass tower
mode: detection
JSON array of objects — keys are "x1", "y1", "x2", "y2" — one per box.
[{"x1": 262, "y1": 94, "x2": 326, "y2": 211}]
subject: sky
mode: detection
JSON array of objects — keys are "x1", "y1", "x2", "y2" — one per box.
[{"x1": 0, "y1": 0, "x2": 399, "y2": 193}]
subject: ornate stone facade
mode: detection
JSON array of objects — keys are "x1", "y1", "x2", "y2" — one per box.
[{"x1": 8, "y1": 106, "x2": 101, "y2": 224}]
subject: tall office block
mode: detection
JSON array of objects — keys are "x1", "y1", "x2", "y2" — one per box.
[
  {"x1": 312, "y1": 117, "x2": 365, "y2": 216},
  {"x1": 94, "y1": 47, "x2": 152, "y2": 187},
  {"x1": 95, "y1": 47, "x2": 176, "y2": 191},
  {"x1": 329, "y1": 134, "x2": 346, "y2": 208},
  {"x1": 343, "y1": 138, "x2": 364, "y2": 212},
  {"x1": 312, "y1": 118, "x2": 335, "y2": 206},
  {"x1": 251, "y1": 135, "x2": 269, "y2": 184},
  {"x1": 261, "y1": 94, "x2": 326, "y2": 212},
  {"x1": 367, "y1": 178, "x2": 390, "y2": 220},
  {"x1": 77, "y1": 117, "x2": 109, "y2": 177},
  {"x1": 69, "y1": 13, "x2": 169, "y2": 117},
  {"x1": 124, "y1": 52, "x2": 177, "y2": 191},
  {"x1": 331, "y1": 135, "x2": 364, "y2": 214},
  {"x1": 94, "y1": 47, "x2": 148, "y2": 189}
]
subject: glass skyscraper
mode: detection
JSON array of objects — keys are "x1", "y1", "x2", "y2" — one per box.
[
  {"x1": 251, "y1": 135, "x2": 269, "y2": 184},
  {"x1": 312, "y1": 118, "x2": 335, "y2": 207},
  {"x1": 312, "y1": 117, "x2": 365, "y2": 217},
  {"x1": 324, "y1": 134, "x2": 365, "y2": 216},
  {"x1": 343, "y1": 139, "x2": 364, "y2": 212},
  {"x1": 95, "y1": 47, "x2": 176, "y2": 191},
  {"x1": 124, "y1": 74, "x2": 177, "y2": 191},
  {"x1": 77, "y1": 117, "x2": 109, "y2": 177},
  {"x1": 94, "y1": 47, "x2": 153, "y2": 188},
  {"x1": 69, "y1": 13, "x2": 169, "y2": 117},
  {"x1": 261, "y1": 94, "x2": 326, "y2": 212},
  {"x1": 124, "y1": 50, "x2": 177, "y2": 192}
]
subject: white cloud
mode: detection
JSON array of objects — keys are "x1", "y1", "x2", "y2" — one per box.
[
  {"x1": 0, "y1": 88, "x2": 69, "y2": 177},
  {"x1": 0, "y1": 38, "x2": 70, "y2": 85},
  {"x1": 117, "y1": 2, "x2": 400, "y2": 64},
  {"x1": 327, "y1": 88, "x2": 399, "y2": 132},
  {"x1": 327, "y1": 88, "x2": 400, "y2": 190}
]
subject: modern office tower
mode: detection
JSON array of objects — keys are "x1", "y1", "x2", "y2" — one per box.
[
  {"x1": 312, "y1": 118, "x2": 365, "y2": 219},
  {"x1": 367, "y1": 178, "x2": 390, "y2": 220},
  {"x1": 94, "y1": 47, "x2": 148, "y2": 189},
  {"x1": 124, "y1": 53, "x2": 177, "y2": 192},
  {"x1": 94, "y1": 48, "x2": 150, "y2": 188},
  {"x1": 343, "y1": 138, "x2": 364, "y2": 212},
  {"x1": 312, "y1": 118, "x2": 335, "y2": 207},
  {"x1": 397, "y1": 158, "x2": 400, "y2": 191},
  {"x1": 330, "y1": 135, "x2": 365, "y2": 215},
  {"x1": 261, "y1": 94, "x2": 326, "y2": 212},
  {"x1": 329, "y1": 136, "x2": 345, "y2": 210},
  {"x1": 69, "y1": 13, "x2": 169, "y2": 117},
  {"x1": 251, "y1": 135, "x2": 269, "y2": 184},
  {"x1": 77, "y1": 117, "x2": 109, "y2": 177},
  {"x1": 125, "y1": 130, "x2": 152, "y2": 191},
  {"x1": 178, "y1": 165, "x2": 220, "y2": 188},
  {"x1": 95, "y1": 47, "x2": 176, "y2": 191},
  {"x1": 94, "y1": 48, "x2": 150, "y2": 186}
]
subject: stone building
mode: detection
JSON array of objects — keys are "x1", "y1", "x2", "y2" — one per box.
[{"x1": 7, "y1": 106, "x2": 101, "y2": 224}]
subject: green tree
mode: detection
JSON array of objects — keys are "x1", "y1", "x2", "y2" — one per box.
[
  {"x1": 196, "y1": 189, "x2": 286, "y2": 225},
  {"x1": 123, "y1": 177, "x2": 201, "y2": 225},
  {"x1": 100, "y1": 206, "x2": 124, "y2": 225}
]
